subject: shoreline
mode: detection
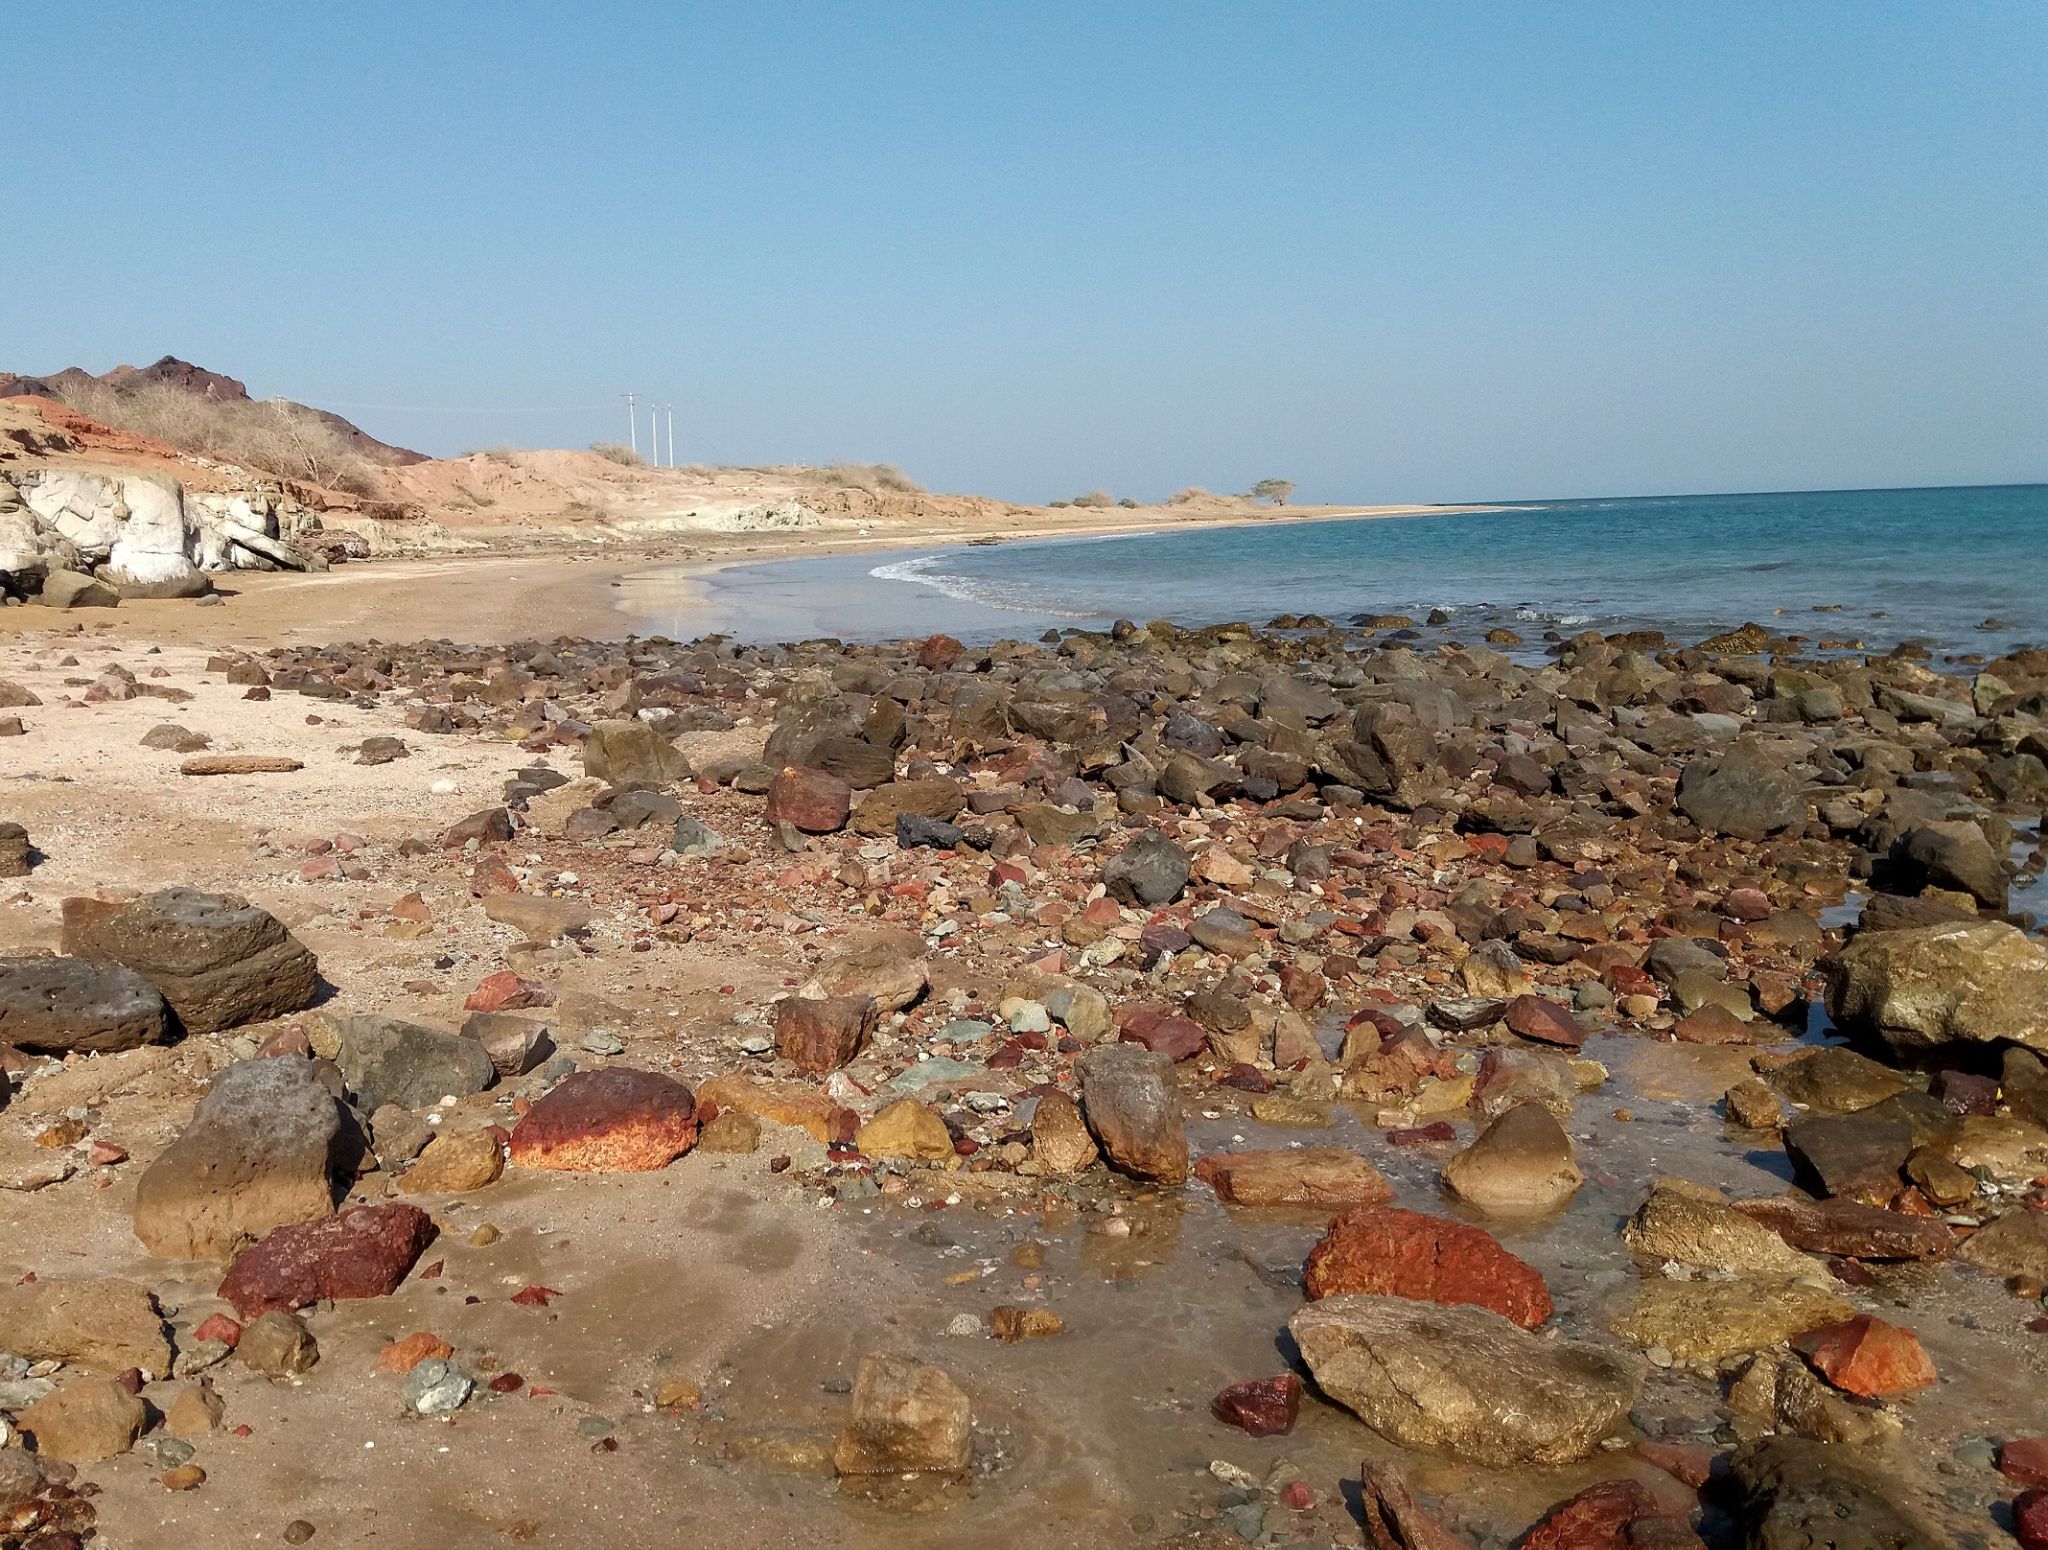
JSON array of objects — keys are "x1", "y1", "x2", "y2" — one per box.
[{"x1": 0, "y1": 499, "x2": 1496, "y2": 650}]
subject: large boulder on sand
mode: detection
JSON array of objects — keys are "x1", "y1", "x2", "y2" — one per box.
[
  {"x1": 1289, "y1": 1294, "x2": 1642, "y2": 1466},
  {"x1": 580, "y1": 719, "x2": 688, "y2": 785},
  {"x1": 1077, "y1": 1042, "x2": 1187, "y2": 1182},
  {"x1": 61, "y1": 888, "x2": 318, "y2": 1034},
  {"x1": 132, "y1": 1057, "x2": 351, "y2": 1260},
  {"x1": 1825, "y1": 920, "x2": 2048, "y2": 1056}
]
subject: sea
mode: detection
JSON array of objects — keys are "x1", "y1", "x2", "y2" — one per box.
[{"x1": 685, "y1": 484, "x2": 2046, "y2": 660}]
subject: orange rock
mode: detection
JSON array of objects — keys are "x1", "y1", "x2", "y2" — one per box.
[
  {"x1": 1792, "y1": 1314, "x2": 1936, "y2": 1397},
  {"x1": 694, "y1": 1074, "x2": 854, "y2": 1145},
  {"x1": 375, "y1": 1331, "x2": 453, "y2": 1373}
]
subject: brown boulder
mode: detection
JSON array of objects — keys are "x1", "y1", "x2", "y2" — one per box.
[
  {"x1": 0, "y1": 1277, "x2": 171, "y2": 1375},
  {"x1": 774, "y1": 994, "x2": 877, "y2": 1075},
  {"x1": 18, "y1": 1376, "x2": 148, "y2": 1463}
]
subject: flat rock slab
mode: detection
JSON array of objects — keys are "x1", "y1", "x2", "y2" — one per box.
[
  {"x1": 0, "y1": 1277, "x2": 171, "y2": 1375},
  {"x1": 179, "y1": 755, "x2": 305, "y2": 775},
  {"x1": 1734, "y1": 1197, "x2": 1955, "y2": 1260},
  {"x1": 218, "y1": 1202, "x2": 438, "y2": 1318},
  {"x1": 1608, "y1": 1277, "x2": 1853, "y2": 1363},
  {"x1": 1304, "y1": 1205, "x2": 1554, "y2": 1328},
  {"x1": 132, "y1": 1056, "x2": 348, "y2": 1260},
  {"x1": 508, "y1": 1067, "x2": 698, "y2": 1171},
  {"x1": 1195, "y1": 1147, "x2": 1394, "y2": 1210},
  {"x1": 0, "y1": 955, "x2": 169, "y2": 1054},
  {"x1": 1290, "y1": 1294, "x2": 1642, "y2": 1466}
]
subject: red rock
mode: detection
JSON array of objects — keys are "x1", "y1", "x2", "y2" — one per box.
[
  {"x1": 471, "y1": 856, "x2": 519, "y2": 896},
  {"x1": 508, "y1": 1068, "x2": 698, "y2": 1172},
  {"x1": 1634, "y1": 1441, "x2": 1722, "y2": 1489},
  {"x1": 462, "y1": 971, "x2": 554, "y2": 1013},
  {"x1": 1280, "y1": 1480, "x2": 1316, "y2": 1511},
  {"x1": 192, "y1": 1314, "x2": 241, "y2": 1348},
  {"x1": 1723, "y1": 888, "x2": 1773, "y2": 922},
  {"x1": 1119, "y1": 1007, "x2": 1206, "y2": 1061},
  {"x1": 2016, "y1": 1489, "x2": 2048, "y2": 1550},
  {"x1": 217, "y1": 1204, "x2": 438, "y2": 1319},
  {"x1": 491, "y1": 1372, "x2": 524, "y2": 1393},
  {"x1": 1521, "y1": 1480, "x2": 1703, "y2": 1550},
  {"x1": 88, "y1": 1140, "x2": 128, "y2": 1166},
  {"x1": 1302, "y1": 1205, "x2": 1554, "y2": 1328},
  {"x1": 1504, "y1": 995, "x2": 1585, "y2": 1048},
  {"x1": 1791, "y1": 1315, "x2": 1936, "y2": 1397},
  {"x1": 1278, "y1": 964, "x2": 1327, "y2": 1012},
  {"x1": 1361, "y1": 1464, "x2": 1475, "y2": 1550},
  {"x1": 764, "y1": 766, "x2": 851, "y2": 833},
  {"x1": 2002, "y1": 1439, "x2": 2048, "y2": 1489},
  {"x1": 1931, "y1": 1070, "x2": 2000, "y2": 1117},
  {"x1": 510, "y1": 1285, "x2": 561, "y2": 1308},
  {"x1": 1603, "y1": 964, "x2": 1660, "y2": 1001},
  {"x1": 917, "y1": 634, "x2": 964, "y2": 671},
  {"x1": 1210, "y1": 1375, "x2": 1300, "y2": 1436},
  {"x1": 774, "y1": 994, "x2": 877, "y2": 1075}
]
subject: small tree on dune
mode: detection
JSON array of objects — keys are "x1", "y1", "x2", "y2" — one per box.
[{"x1": 1251, "y1": 478, "x2": 1295, "y2": 506}]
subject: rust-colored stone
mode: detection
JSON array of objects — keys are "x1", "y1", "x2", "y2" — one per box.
[
  {"x1": 507, "y1": 1068, "x2": 698, "y2": 1172},
  {"x1": 1303, "y1": 1205, "x2": 1553, "y2": 1328},
  {"x1": 217, "y1": 1204, "x2": 437, "y2": 1319}
]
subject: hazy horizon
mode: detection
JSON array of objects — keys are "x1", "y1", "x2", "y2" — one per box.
[{"x1": 8, "y1": 3, "x2": 2044, "y2": 505}]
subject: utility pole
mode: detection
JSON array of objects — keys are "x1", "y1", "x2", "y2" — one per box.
[
  {"x1": 665, "y1": 403, "x2": 675, "y2": 468},
  {"x1": 624, "y1": 391, "x2": 638, "y2": 457}
]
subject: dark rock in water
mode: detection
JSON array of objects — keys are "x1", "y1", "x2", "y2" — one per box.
[
  {"x1": 1520, "y1": 1479, "x2": 1703, "y2": 1550},
  {"x1": 217, "y1": 1203, "x2": 437, "y2": 1318},
  {"x1": 1734, "y1": 1197, "x2": 1954, "y2": 1261},
  {"x1": 1503, "y1": 994, "x2": 1585, "y2": 1048},
  {"x1": 132, "y1": 1057, "x2": 351, "y2": 1260},
  {"x1": 1728, "y1": 1436, "x2": 1954, "y2": 1550},
  {"x1": 1101, "y1": 829, "x2": 1190, "y2": 906},
  {"x1": 775, "y1": 994, "x2": 877, "y2": 1075},
  {"x1": 2005, "y1": 1048, "x2": 2048, "y2": 1130},
  {"x1": 1676, "y1": 744, "x2": 1805, "y2": 840},
  {"x1": 1783, "y1": 1111, "x2": 1911, "y2": 1204},
  {"x1": 59, "y1": 888, "x2": 317, "y2": 1033},
  {"x1": 1884, "y1": 820, "x2": 2006, "y2": 909},
  {"x1": 0, "y1": 956, "x2": 170, "y2": 1053},
  {"x1": 1767, "y1": 1046, "x2": 1909, "y2": 1114},
  {"x1": 1361, "y1": 1464, "x2": 1476, "y2": 1550},
  {"x1": 1211, "y1": 1374, "x2": 1301, "y2": 1437}
]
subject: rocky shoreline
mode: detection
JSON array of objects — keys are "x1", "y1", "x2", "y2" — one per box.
[{"x1": 1, "y1": 609, "x2": 2046, "y2": 1548}]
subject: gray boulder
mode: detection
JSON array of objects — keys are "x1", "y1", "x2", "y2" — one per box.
[
  {"x1": 60, "y1": 888, "x2": 318, "y2": 1034},
  {"x1": 1676, "y1": 744, "x2": 1805, "y2": 840},
  {"x1": 0, "y1": 956, "x2": 170, "y2": 1053},
  {"x1": 1101, "y1": 829, "x2": 1190, "y2": 906},
  {"x1": 332, "y1": 1015, "x2": 497, "y2": 1111}
]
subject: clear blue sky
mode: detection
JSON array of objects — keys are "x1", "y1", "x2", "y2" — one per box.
[{"x1": 7, "y1": 2, "x2": 2043, "y2": 503}]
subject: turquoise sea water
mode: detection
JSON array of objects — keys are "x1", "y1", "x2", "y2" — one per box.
[{"x1": 690, "y1": 485, "x2": 2047, "y2": 658}]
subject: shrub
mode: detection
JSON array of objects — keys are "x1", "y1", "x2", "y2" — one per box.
[
  {"x1": 816, "y1": 461, "x2": 923, "y2": 493},
  {"x1": 1049, "y1": 499, "x2": 1071, "y2": 508},
  {"x1": 590, "y1": 441, "x2": 645, "y2": 466},
  {"x1": 1117, "y1": 496, "x2": 1139, "y2": 509},
  {"x1": 50, "y1": 378, "x2": 377, "y2": 494},
  {"x1": 1250, "y1": 478, "x2": 1295, "y2": 506},
  {"x1": 1072, "y1": 490, "x2": 1116, "y2": 508},
  {"x1": 1166, "y1": 486, "x2": 1213, "y2": 505}
]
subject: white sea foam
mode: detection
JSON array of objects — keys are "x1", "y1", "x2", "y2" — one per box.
[{"x1": 868, "y1": 553, "x2": 1096, "y2": 619}]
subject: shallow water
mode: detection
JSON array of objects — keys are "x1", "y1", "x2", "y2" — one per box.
[{"x1": 665, "y1": 485, "x2": 2048, "y2": 656}]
